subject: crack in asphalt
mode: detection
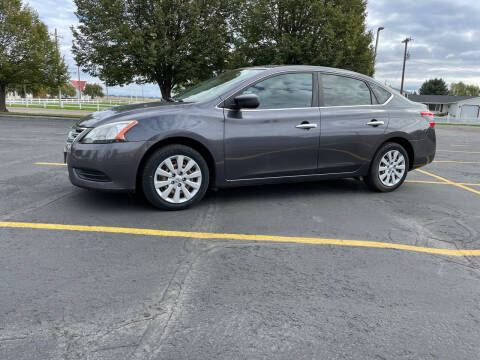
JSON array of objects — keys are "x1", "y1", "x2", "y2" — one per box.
[
  {"x1": 0, "y1": 336, "x2": 28, "y2": 342},
  {"x1": 130, "y1": 198, "x2": 220, "y2": 360},
  {"x1": 0, "y1": 189, "x2": 77, "y2": 222}
]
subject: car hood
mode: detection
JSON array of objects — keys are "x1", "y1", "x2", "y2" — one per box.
[{"x1": 75, "y1": 101, "x2": 191, "y2": 128}]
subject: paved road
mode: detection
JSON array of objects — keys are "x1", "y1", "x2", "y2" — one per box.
[{"x1": 1, "y1": 115, "x2": 480, "y2": 359}]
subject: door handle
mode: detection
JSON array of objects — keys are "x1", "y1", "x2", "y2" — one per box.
[
  {"x1": 296, "y1": 122, "x2": 317, "y2": 130},
  {"x1": 366, "y1": 119, "x2": 385, "y2": 126}
]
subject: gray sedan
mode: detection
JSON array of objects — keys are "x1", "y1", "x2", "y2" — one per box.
[{"x1": 65, "y1": 65, "x2": 436, "y2": 210}]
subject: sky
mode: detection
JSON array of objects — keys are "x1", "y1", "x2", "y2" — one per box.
[{"x1": 26, "y1": 0, "x2": 480, "y2": 97}]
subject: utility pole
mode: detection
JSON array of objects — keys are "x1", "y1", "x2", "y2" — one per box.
[
  {"x1": 400, "y1": 37, "x2": 412, "y2": 95},
  {"x1": 55, "y1": 28, "x2": 63, "y2": 109},
  {"x1": 374, "y1": 26, "x2": 384, "y2": 63}
]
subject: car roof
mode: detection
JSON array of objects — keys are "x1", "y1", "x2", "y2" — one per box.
[{"x1": 240, "y1": 65, "x2": 373, "y2": 81}]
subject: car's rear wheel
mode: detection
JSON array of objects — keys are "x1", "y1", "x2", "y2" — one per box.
[
  {"x1": 141, "y1": 145, "x2": 209, "y2": 210},
  {"x1": 365, "y1": 142, "x2": 409, "y2": 192}
]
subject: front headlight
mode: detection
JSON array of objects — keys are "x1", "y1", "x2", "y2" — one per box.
[{"x1": 81, "y1": 121, "x2": 138, "y2": 144}]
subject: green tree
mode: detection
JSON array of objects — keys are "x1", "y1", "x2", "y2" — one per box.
[
  {"x1": 0, "y1": 0, "x2": 61, "y2": 112},
  {"x1": 8, "y1": 83, "x2": 47, "y2": 98},
  {"x1": 449, "y1": 82, "x2": 480, "y2": 97},
  {"x1": 72, "y1": 0, "x2": 235, "y2": 100},
  {"x1": 45, "y1": 30, "x2": 70, "y2": 103},
  {"x1": 419, "y1": 78, "x2": 449, "y2": 95},
  {"x1": 45, "y1": 82, "x2": 76, "y2": 97},
  {"x1": 230, "y1": 0, "x2": 375, "y2": 76},
  {"x1": 61, "y1": 82, "x2": 77, "y2": 97},
  {"x1": 83, "y1": 83, "x2": 104, "y2": 99}
]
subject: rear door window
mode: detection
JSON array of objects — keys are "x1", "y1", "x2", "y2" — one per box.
[{"x1": 320, "y1": 74, "x2": 372, "y2": 107}]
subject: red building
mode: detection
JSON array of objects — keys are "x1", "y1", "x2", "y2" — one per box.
[{"x1": 70, "y1": 80, "x2": 87, "y2": 91}]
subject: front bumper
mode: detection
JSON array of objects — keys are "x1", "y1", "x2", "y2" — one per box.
[{"x1": 67, "y1": 141, "x2": 150, "y2": 192}]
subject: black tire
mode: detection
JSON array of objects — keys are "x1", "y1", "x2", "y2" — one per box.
[
  {"x1": 364, "y1": 142, "x2": 409, "y2": 192},
  {"x1": 141, "y1": 145, "x2": 209, "y2": 210}
]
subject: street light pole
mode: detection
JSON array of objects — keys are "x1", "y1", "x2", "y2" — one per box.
[
  {"x1": 374, "y1": 26, "x2": 384, "y2": 62},
  {"x1": 400, "y1": 37, "x2": 413, "y2": 95}
]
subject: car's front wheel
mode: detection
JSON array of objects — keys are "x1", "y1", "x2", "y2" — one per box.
[
  {"x1": 365, "y1": 142, "x2": 409, "y2": 192},
  {"x1": 141, "y1": 145, "x2": 209, "y2": 210}
]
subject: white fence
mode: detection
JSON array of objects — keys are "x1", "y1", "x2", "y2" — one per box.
[
  {"x1": 434, "y1": 115, "x2": 480, "y2": 125},
  {"x1": 6, "y1": 97, "x2": 143, "y2": 111}
]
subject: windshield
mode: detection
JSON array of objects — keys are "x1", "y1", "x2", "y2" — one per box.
[{"x1": 175, "y1": 69, "x2": 263, "y2": 103}]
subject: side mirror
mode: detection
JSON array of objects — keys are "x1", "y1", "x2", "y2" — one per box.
[{"x1": 232, "y1": 94, "x2": 260, "y2": 110}]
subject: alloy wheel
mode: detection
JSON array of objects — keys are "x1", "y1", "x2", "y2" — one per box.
[
  {"x1": 154, "y1": 155, "x2": 202, "y2": 203},
  {"x1": 378, "y1": 150, "x2": 406, "y2": 187}
]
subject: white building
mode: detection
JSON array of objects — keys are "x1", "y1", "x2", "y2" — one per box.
[
  {"x1": 407, "y1": 95, "x2": 480, "y2": 119},
  {"x1": 449, "y1": 97, "x2": 480, "y2": 119}
]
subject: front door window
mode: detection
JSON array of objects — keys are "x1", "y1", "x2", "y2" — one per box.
[{"x1": 242, "y1": 73, "x2": 313, "y2": 109}]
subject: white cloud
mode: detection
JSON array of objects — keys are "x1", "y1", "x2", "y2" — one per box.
[{"x1": 367, "y1": 0, "x2": 480, "y2": 89}]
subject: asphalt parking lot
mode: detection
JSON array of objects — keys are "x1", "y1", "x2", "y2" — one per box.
[{"x1": 1, "y1": 115, "x2": 480, "y2": 360}]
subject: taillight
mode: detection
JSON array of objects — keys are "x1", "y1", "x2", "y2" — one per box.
[{"x1": 421, "y1": 111, "x2": 435, "y2": 128}]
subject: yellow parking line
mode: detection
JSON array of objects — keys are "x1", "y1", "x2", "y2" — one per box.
[
  {"x1": 35, "y1": 162, "x2": 67, "y2": 166},
  {"x1": 406, "y1": 179, "x2": 480, "y2": 187},
  {"x1": 0, "y1": 221, "x2": 479, "y2": 257},
  {"x1": 434, "y1": 160, "x2": 480, "y2": 164},
  {"x1": 416, "y1": 169, "x2": 480, "y2": 195},
  {"x1": 406, "y1": 180, "x2": 446, "y2": 185},
  {"x1": 437, "y1": 150, "x2": 480, "y2": 154}
]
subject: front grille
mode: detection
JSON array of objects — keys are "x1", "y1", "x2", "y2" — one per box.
[
  {"x1": 74, "y1": 168, "x2": 111, "y2": 182},
  {"x1": 67, "y1": 126, "x2": 86, "y2": 144}
]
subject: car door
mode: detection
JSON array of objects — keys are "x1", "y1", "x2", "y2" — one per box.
[
  {"x1": 224, "y1": 72, "x2": 321, "y2": 180},
  {"x1": 318, "y1": 73, "x2": 390, "y2": 174}
]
